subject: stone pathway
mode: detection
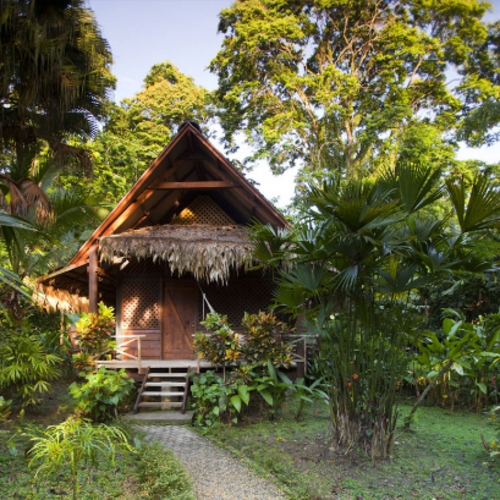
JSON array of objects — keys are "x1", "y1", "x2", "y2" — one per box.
[{"x1": 137, "y1": 424, "x2": 287, "y2": 500}]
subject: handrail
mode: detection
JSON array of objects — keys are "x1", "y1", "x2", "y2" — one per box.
[{"x1": 107, "y1": 334, "x2": 147, "y2": 373}]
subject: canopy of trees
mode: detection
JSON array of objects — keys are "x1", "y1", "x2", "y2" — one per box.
[{"x1": 210, "y1": 0, "x2": 494, "y2": 177}]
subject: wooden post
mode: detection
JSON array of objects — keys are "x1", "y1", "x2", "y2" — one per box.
[
  {"x1": 137, "y1": 336, "x2": 142, "y2": 374},
  {"x1": 88, "y1": 243, "x2": 98, "y2": 314}
]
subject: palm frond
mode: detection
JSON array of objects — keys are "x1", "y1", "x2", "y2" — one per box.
[
  {"x1": 382, "y1": 161, "x2": 443, "y2": 213},
  {"x1": 446, "y1": 175, "x2": 500, "y2": 232}
]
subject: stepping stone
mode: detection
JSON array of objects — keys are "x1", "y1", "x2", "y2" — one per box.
[{"x1": 124, "y1": 411, "x2": 193, "y2": 424}]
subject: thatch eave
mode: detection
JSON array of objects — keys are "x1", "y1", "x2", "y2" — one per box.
[{"x1": 99, "y1": 224, "x2": 255, "y2": 283}]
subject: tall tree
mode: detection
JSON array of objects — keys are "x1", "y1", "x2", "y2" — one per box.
[
  {"x1": 0, "y1": 0, "x2": 114, "y2": 172},
  {"x1": 210, "y1": 0, "x2": 490, "y2": 177},
  {"x1": 459, "y1": 20, "x2": 500, "y2": 146},
  {"x1": 0, "y1": 0, "x2": 113, "y2": 304},
  {"x1": 58, "y1": 61, "x2": 213, "y2": 205}
]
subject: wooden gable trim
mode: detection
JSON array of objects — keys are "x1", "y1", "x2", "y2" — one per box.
[{"x1": 149, "y1": 180, "x2": 236, "y2": 190}]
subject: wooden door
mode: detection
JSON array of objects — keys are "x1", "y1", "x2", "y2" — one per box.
[{"x1": 162, "y1": 281, "x2": 197, "y2": 359}]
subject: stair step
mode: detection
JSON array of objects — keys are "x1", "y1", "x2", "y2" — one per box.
[
  {"x1": 139, "y1": 402, "x2": 183, "y2": 408},
  {"x1": 148, "y1": 373, "x2": 188, "y2": 378},
  {"x1": 145, "y1": 382, "x2": 186, "y2": 387},
  {"x1": 142, "y1": 391, "x2": 183, "y2": 397}
]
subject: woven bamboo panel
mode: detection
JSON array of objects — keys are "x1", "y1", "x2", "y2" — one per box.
[
  {"x1": 198, "y1": 278, "x2": 275, "y2": 326},
  {"x1": 122, "y1": 279, "x2": 161, "y2": 330},
  {"x1": 171, "y1": 196, "x2": 234, "y2": 226}
]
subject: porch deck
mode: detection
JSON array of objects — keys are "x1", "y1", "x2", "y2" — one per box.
[{"x1": 97, "y1": 359, "x2": 213, "y2": 370}]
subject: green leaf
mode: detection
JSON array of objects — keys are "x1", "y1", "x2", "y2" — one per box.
[
  {"x1": 237, "y1": 385, "x2": 250, "y2": 405},
  {"x1": 259, "y1": 390, "x2": 273, "y2": 406},
  {"x1": 476, "y1": 382, "x2": 488, "y2": 395},
  {"x1": 230, "y1": 395, "x2": 242, "y2": 413}
]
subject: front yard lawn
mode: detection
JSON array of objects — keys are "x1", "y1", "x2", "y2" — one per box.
[{"x1": 206, "y1": 399, "x2": 500, "y2": 500}]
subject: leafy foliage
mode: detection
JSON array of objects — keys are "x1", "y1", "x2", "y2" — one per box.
[
  {"x1": 211, "y1": 0, "x2": 489, "y2": 176},
  {"x1": 190, "y1": 371, "x2": 235, "y2": 428},
  {"x1": 72, "y1": 303, "x2": 116, "y2": 370},
  {"x1": 0, "y1": 312, "x2": 61, "y2": 407},
  {"x1": 406, "y1": 309, "x2": 500, "y2": 421},
  {"x1": 241, "y1": 311, "x2": 293, "y2": 369},
  {"x1": 0, "y1": 396, "x2": 12, "y2": 425},
  {"x1": 250, "y1": 162, "x2": 500, "y2": 457},
  {"x1": 59, "y1": 61, "x2": 214, "y2": 206},
  {"x1": 29, "y1": 417, "x2": 132, "y2": 500},
  {"x1": 69, "y1": 367, "x2": 135, "y2": 422},
  {"x1": 193, "y1": 313, "x2": 240, "y2": 372},
  {"x1": 0, "y1": 0, "x2": 114, "y2": 169}
]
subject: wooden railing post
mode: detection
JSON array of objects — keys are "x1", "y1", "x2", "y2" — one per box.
[
  {"x1": 88, "y1": 243, "x2": 98, "y2": 314},
  {"x1": 137, "y1": 336, "x2": 142, "y2": 374}
]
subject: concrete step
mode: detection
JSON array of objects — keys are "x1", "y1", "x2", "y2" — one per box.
[
  {"x1": 139, "y1": 401, "x2": 183, "y2": 408},
  {"x1": 145, "y1": 382, "x2": 186, "y2": 387},
  {"x1": 142, "y1": 391, "x2": 183, "y2": 397},
  {"x1": 148, "y1": 372, "x2": 188, "y2": 377},
  {"x1": 125, "y1": 411, "x2": 193, "y2": 424}
]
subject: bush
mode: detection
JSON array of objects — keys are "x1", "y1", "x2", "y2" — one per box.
[
  {"x1": 0, "y1": 313, "x2": 61, "y2": 407},
  {"x1": 136, "y1": 442, "x2": 194, "y2": 500},
  {"x1": 29, "y1": 417, "x2": 133, "y2": 500},
  {"x1": 72, "y1": 303, "x2": 116, "y2": 370},
  {"x1": 69, "y1": 367, "x2": 135, "y2": 422},
  {"x1": 241, "y1": 311, "x2": 293, "y2": 369},
  {"x1": 190, "y1": 371, "x2": 235, "y2": 428},
  {"x1": 193, "y1": 313, "x2": 240, "y2": 374},
  {"x1": 0, "y1": 396, "x2": 11, "y2": 424}
]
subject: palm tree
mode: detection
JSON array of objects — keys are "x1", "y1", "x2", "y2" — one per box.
[
  {"x1": 0, "y1": 0, "x2": 114, "y2": 173},
  {"x1": 250, "y1": 162, "x2": 500, "y2": 458}
]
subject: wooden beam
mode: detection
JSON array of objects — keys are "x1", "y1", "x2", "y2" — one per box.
[
  {"x1": 88, "y1": 244, "x2": 99, "y2": 314},
  {"x1": 148, "y1": 180, "x2": 235, "y2": 190},
  {"x1": 96, "y1": 268, "x2": 119, "y2": 285}
]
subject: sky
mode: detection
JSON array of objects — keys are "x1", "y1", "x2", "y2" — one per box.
[{"x1": 87, "y1": 0, "x2": 500, "y2": 208}]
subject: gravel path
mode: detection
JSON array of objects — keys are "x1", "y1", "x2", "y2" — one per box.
[{"x1": 137, "y1": 424, "x2": 287, "y2": 500}]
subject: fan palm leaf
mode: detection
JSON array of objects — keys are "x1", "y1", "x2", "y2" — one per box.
[{"x1": 446, "y1": 175, "x2": 500, "y2": 232}]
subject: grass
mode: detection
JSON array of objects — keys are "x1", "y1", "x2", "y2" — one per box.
[
  {"x1": 206, "y1": 398, "x2": 500, "y2": 500},
  {"x1": 0, "y1": 380, "x2": 194, "y2": 500}
]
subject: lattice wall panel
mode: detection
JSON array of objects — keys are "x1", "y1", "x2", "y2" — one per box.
[
  {"x1": 198, "y1": 279, "x2": 276, "y2": 327},
  {"x1": 171, "y1": 196, "x2": 234, "y2": 226},
  {"x1": 122, "y1": 279, "x2": 161, "y2": 330}
]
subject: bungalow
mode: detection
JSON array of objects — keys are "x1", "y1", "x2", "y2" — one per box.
[{"x1": 37, "y1": 122, "x2": 302, "y2": 411}]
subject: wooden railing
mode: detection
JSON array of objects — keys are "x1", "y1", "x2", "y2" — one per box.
[{"x1": 110, "y1": 335, "x2": 146, "y2": 373}]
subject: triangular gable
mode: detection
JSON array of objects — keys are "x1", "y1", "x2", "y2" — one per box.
[{"x1": 66, "y1": 122, "x2": 287, "y2": 269}]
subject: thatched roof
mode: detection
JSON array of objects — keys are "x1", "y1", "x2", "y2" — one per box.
[
  {"x1": 99, "y1": 224, "x2": 254, "y2": 283},
  {"x1": 35, "y1": 283, "x2": 89, "y2": 314}
]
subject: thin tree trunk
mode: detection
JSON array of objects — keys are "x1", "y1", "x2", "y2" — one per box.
[{"x1": 405, "y1": 359, "x2": 454, "y2": 429}]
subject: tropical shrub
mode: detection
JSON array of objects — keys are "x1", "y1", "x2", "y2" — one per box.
[
  {"x1": 0, "y1": 314, "x2": 61, "y2": 407},
  {"x1": 193, "y1": 313, "x2": 240, "y2": 375},
  {"x1": 136, "y1": 442, "x2": 194, "y2": 500},
  {"x1": 72, "y1": 303, "x2": 116, "y2": 370},
  {"x1": 0, "y1": 396, "x2": 12, "y2": 424},
  {"x1": 29, "y1": 417, "x2": 133, "y2": 500},
  {"x1": 406, "y1": 309, "x2": 500, "y2": 423},
  {"x1": 318, "y1": 313, "x2": 407, "y2": 458},
  {"x1": 241, "y1": 311, "x2": 293, "y2": 369},
  {"x1": 69, "y1": 367, "x2": 135, "y2": 422},
  {"x1": 249, "y1": 164, "x2": 500, "y2": 458},
  {"x1": 190, "y1": 371, "x2": 236, "y2": 428}
]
